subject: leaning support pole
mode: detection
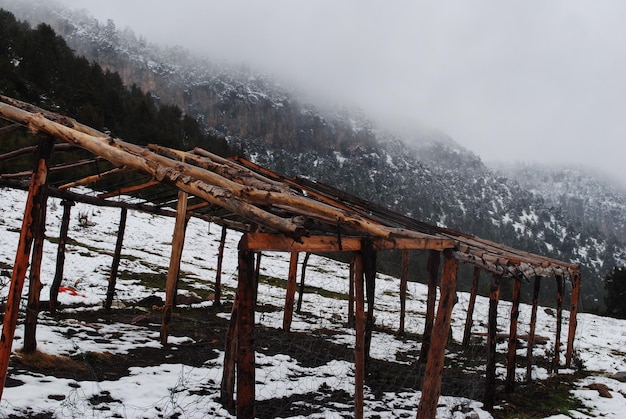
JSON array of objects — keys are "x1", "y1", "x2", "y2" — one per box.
[
  {"x1": 505, "y1": 278, "x2": 522, "y2": 392},
  {"x1": 283, "y1": 252, "x2": 299, "y2": 332},
  {"x1": 105, "y1": 207, "x2": 128, "y2": 310},
  {"x1": 23, "y1": 182, "x2": 49, "y2": 354},
  {"x1": 160, "y1": 191, "x2": 188, "y2": 344},
  {"x1": 483, "y1": 274, "x2": 502, "y2": 411},
  {"x1": 236, "y1": 241, "x2": 256, "y2": 419},
  {"x1": 214, "y1": 225, "x2": 227, "y2": 306},
  {"x1": 553, "y1": 274, "x2": 564, "y2": 373},
  {"x1": 296, "y1": 252, "x2": 310, "y2": 314},
  {"x1": 0, "y1": 137, "x2": 53, "y2": 399},
  {"x1": 419, "y1": 250, "x2": 440, "y2": 363},
  {"x1": 353, "y1": 249, "x2": 365, "y2": 419},
  {"x1": 348, "y1": 253, "x2": 356, "y2": 328},
  {"x1": 49, "y1": 200, "x2": 74, "y2": 314},
  {"x1": 399, "y1": 250, "x2": 410, "y2": 334},
  {"x1": 221, "y1": 292, "x2": 239, "y2": 413},
  {"x1": 462, "y1": 266, "x2": 481, "y2": 346},
  {"x1": 526, "y1": 276, "x2": 542, "y2": 383},
  {"x1": 416, "y1": 249, "x2": 458, "y2": 419},
  {"x1": 565, "y1": 271, "x2": 580, "y2": 367},
  {"x1": 363, "y1": 239, "x2": 376, "y2": 369}
]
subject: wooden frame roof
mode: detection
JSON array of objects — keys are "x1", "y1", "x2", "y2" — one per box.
[{"x1": 0, "y1": 95, "x2": 579, "y2": 279}]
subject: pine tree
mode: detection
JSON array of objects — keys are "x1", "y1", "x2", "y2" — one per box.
[{"x1": 604, "y1": 266, "x2": 626, "y2": 318}]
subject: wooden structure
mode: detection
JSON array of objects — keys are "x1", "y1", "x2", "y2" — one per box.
[{"x1": 0, "y1": 95, "x2": 581, "y2": 418}]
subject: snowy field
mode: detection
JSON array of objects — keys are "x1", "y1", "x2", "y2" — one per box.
[{"x1": 0, "y1": 186, "x2": 624, "y2": 418}]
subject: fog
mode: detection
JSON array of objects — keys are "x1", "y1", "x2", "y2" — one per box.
[{"x1": 53, "y1": 1, "x2": 626, "y2": 184}]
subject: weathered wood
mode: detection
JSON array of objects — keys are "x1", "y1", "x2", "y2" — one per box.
[
  {"x1": 23, "y1": 182, "x2": 48, "y2": 353},
  {"x1": 97, "y1": 179, "x2": 160, "y2": 199},
  {"x1": 0, "y1": 137, "x2": 53, "y2": 398},
  {"x1": 484, "y1": 274, "x2": 501, "y2": 411},
  {"x1": 236, "y1": 244, "x2": 256, "y2": 419},
  {"x1": 419, "y1": 250, "x2": 440, "y2": 363},
  {"x1": 398, "y1": 250, "x2": 410, "y2": 334},
  {"x1": 348, "y1": 253, "x2": 356, "y2": 328},
  {"x1": 462, "y1": 266, "x2": 481, "y2": 346},
  {"x1": 353, "y1": 250, "x2": 365, "y2": 419},
  {"x1": 253, "y1": 252, "x2": 262, "y2": 304},
  {"x1": 160, "y1": 191, "x2": 188, "y2": 344},
  {"x1": 105, "y1": 208, "x2": 128, "y2": 310},
  {"x1": 506, "y1": 278, "x2": 522, "y2": 392},
  {"x1": 0, "y1": 123, "x2": 22, "y2": 137},
  {"x1": 296, "y1": 252, "x2": 311, "y2": 313},
  {"x1": 527, "y1": 276, "x2": 542, "y2": 383},
  {"x1": 0, "y1": 142, "x2": 73, "y2": 162},
  {"x1": 553, "y1": 274, "x2": 564, "y2": 373},
  {"x1": 416, "y1": 249, "x2": 458, "y2": 419},
  {"x1": 58, "y1": 166, "x2": 127, "y2": 190},
  {"x1": 283, "y1": 252, "x2": 299, "y2": 332},
  {"x1": 214, "y1": 225, "x2": 227, "y2": 306},
  {"x1": 221, "y1": 292, "x2": 238, "y2": 412},
  {"x1": 566, "y1": 270, "x2": 580, "y2": 367},
  {"x1": 49, "y1": 200, "x2": 74, "y2": 314},
  {"x1": 363, "y1": 240, "x2": 376, "y2": 369}
]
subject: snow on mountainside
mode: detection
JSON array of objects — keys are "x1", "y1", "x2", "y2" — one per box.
[{"x1": 3, "y1": 0, "x2": 626, "y2": 312}]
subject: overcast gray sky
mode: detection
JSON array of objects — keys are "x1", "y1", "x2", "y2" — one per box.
[{"x1": 56, "y1": 0, "x2": 626, "y2": 184}]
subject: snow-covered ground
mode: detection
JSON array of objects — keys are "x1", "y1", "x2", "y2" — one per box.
[{"x1": 0, "y1": 186, "x2": 624, "y2": 418}]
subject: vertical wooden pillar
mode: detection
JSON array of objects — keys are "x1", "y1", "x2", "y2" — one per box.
[
  {"x1": 566, "y1": 271, "x2": 580, "y2": 367},
  {"x1": 23, "y1": 186, "x2": 48, "y2": 354},
  {"x1": 283, "y1": 252, "x2": 299, "y2": 332},
  {"x1": 483, "y1": 274, "x2": 501, "y2": 411},
  {"x1": 553, "y1": 274, "x2": 564, "y2": 372},
  {"x1": 363, "y1": 240, "x2": 376, "y2": 368},
  {"x1": 221, "y1": 292, "x2": 239, "y2": 412},
  {"x1": 49, "y1": 200, "x2": 74, "y2": 314},
  {"x1": 348, "y1": 253, "x2": 356, "y2": 328},
  {"x1": 160, "y1": 191, "x2": 188, "y2": 345},
  {"x1": 253, "y1": 252, "x2": 262, "y2": 303},
  {"x1": 0, "y1": 137, "x2": 53, "y2": 398},
  {"x1": 399, "y1": 250, "x2": 410, "y2": 335},
  {"x1": 236, "y1": 241, "x2": 256, "y2": 419},
  {"x1": 419, "y1": 250, "x2": 440, "y2": 363},
  {"x1": 462, "y1": 266, "x2": 481, "y2": 346},
  {"x1": 105, "y1": 207, "x2": 127, "y2": 310},
  {"x1": 296, "y1": 252, "x2": 310, "y2": 314},
  {"x1": 505, "y1": 278, "x2": 522, "y2": 392},
  {"x1": 416, "y1": 249, "x2": 458, "y2": 419},
  {"x1": 353, "y1": 250, "x2": 365, "y2": 419},
  {"x1": 214, "y1": 225, "x2": 227, "y2": 306},
  {"x1": 526, "y1": 276, "x2": 542, "y2": 383}
]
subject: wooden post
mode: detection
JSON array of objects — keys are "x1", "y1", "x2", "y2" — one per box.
[
  {"x1": 348, "y1": 253, "x2": 356, "y2": 328},
  {"x1": 283, "y1": 252, "x2": 299, "y2": 331},
  {"x1": 462, "y1": 266, "x2": 481, "y2": 346},
  {"x1": 160, "y1": 191, "x2": 188, "y2": 345},
  {"x1": 419, "y1": 250, "x2": 440, "y2": 363},
  {"x1": 566, "y1": 271, "x2": 580, "y2": 367},
  {"x1": 483, "y1": 274, "x2": 501, "y2": 411},
  {"x1": 0, "y1": 137, "x2": 53, "y2": 398},
  {"x1": 214, "y1": 225, "x2": 227, "y2": 306},
  {"x1": 105, "y1": 208, "x2": 127, "y2": 310},
  {"x1": 23, "y1": 184, "x2": 48, "y2": 354},
  {"x1": 505, "y1": 278, "x2": 522, "y2": 392},
  {"x1": 296, "y1": 252, "x2": 310, "y2": 314},
  {"x1": 399, "y1": 250, "x2": 410, "y2": 334},
  {"x1": 553, "y1": 274, "x2": 564, "y2": 373},
  {"x1": 236, "y1": 242, "x2": 256, "y2": 418},
  {"x1": 221, "y1": 292, "x2": 238, "y2": 412},
  {"x1": 363, "y1": 239, "x2": 376, "y2": 368},
  {"x1": 526, "y1": 276, "x2": 542, "y2": 383},
  {"x1": 353, "y1": 250, "x2": 365, "y2": 419},
  {"x1": 49, "y1": 200, "x2": 74, "y2": 314},
  {"x1": 253, "y1": 252, "x2": 262, "y2": 303},
  {"x1": 416, "y1": 249, "x2": 458, "y2": 419}
]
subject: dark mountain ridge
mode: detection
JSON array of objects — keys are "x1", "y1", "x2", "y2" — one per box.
[{"x1": 2, "y1": 0, "x2": 626, "y2": 313}]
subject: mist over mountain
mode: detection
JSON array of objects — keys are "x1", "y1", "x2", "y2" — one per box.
[{"x1": 3, "y1": 1, "x2": 626, "y2": 313}]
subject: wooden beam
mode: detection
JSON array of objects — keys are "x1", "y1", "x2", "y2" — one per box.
[
  {"x1": 221, "y1": 292, "x2": 238, "y2": 413},
  {"x1": 353, "y1": 250, "x2": 365, "y2": 419},
  {"x1": 416, "y1": 249, "x2": 458, "y2": 419},
  {"x1": 283, "y1": 252, "x2": 299, "y2": 332},
  {"x1": 160, "y1": 191, "x2": 188, "y2": 344},
  {"x1": 0, "y1": 137, "x2": 53, "y2": 399},
  {"x1": 420, "y1": 250, "x2": 440, "y2": 363},
  {"x1": 49, "y1": 200, "x2": 74, "y2": 314},
  {"x1": 553, "y1": 275, "x2": 564, "y2": 373},
  {"x1": 296, "y1": 252, "x2": 311, "y2": 314},
  {"x1": 526, "y1": 276, "x2": 542, "y2": 383},
  {"x1": 236, "y1": 242, "x2": 256, "y2": 418},
  {"x1": 363, "y1": 240, "x2": 376, "y2": 370},
  {"x1": 58, "y1": 166, "x2": 127, "y2": 190},
  {"x1": 348, "y1": 253, "x2": 356, "y2": 328},
  {"x1": 398, "y1": 250, "x2": 410, "y2": 334},
  {"x1": 214, "y1": 225, "x2": 227, "y2": 307},
  {"x1": 462, "y1": 266, "x2": 481, "y2": 346},
  {"x1": 506, "y1": 278, "x2": 522, "y2": 392},
  {"x1": 97, "y1": 179, "x2": 160, "y2": 199},
  {"x1": 105, "y1": 208, "x2": 128, "y2": 310},
  {"x1": 566, "y1": 271, "x2": 580, "y2": 367},
  {"x1": 484, "y1": 274, "x2": 501, "y2": 411}
]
